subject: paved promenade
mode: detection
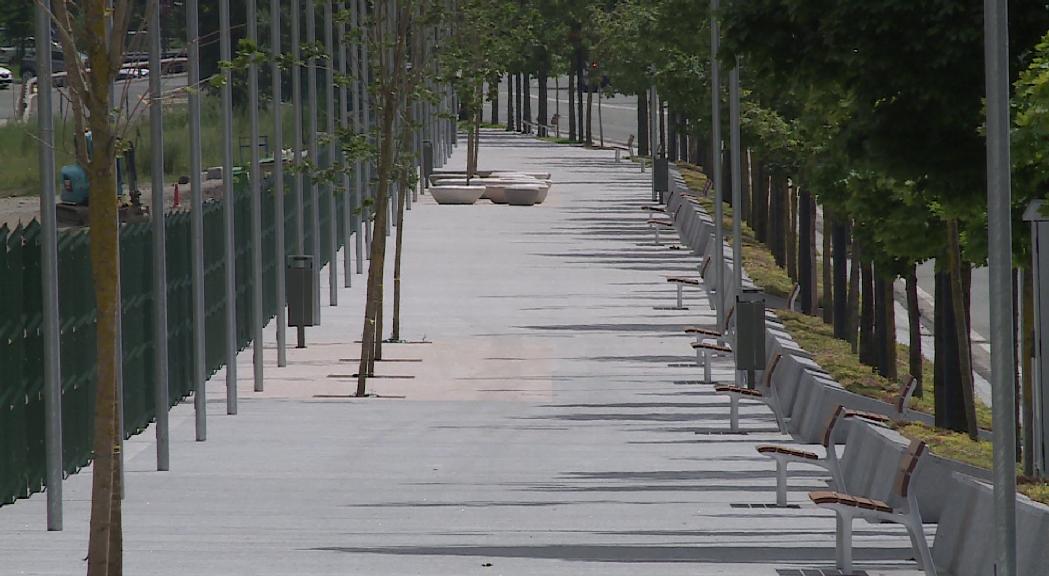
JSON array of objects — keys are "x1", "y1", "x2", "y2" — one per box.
[{"x1": 1, "y1": 131, "x2": 923, "y2": 575}]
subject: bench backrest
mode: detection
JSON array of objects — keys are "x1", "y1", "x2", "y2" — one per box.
[
  {"x1": 821, "y1": 405, "x2": 848, "y2": 448},
  {"x1": 723, "y1": 305, "x2": 735, "y2": 332},
  {"x1": 895, "y1": 375, "x2": 918, "y2": 414},
  {"x1": 762, "y1": 352, "x2": 783, "y2": 389},
  {"x1": 894, "y1": 439, "x2": 927, "y2": 499}
]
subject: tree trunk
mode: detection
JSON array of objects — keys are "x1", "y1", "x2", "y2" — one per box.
[
  {"x1": 505, "y1": 73, "x2": 513, "y2": 132},
  {"x1": 491, "y1": 81, "x2": 499, "y2": 125},
  {"x1": 832, "y1": 215, "x2": 849, "y2": 338},
  {"x1": 798, "y1": 187, "x2": 815, "y2": 315},
  {"x1": 392, "y1": 166, "x2": 407, "y2": 341},
  {"x1": 668, "y1": 109, "x2": 678, "y2": 160},
  {"x1": 786, "y1": 184, "x2": 797, "y2": 281},
  {"x1": 537, "y1": 63, "x2": 548, "y2": 137},
  {"x1": 658, "y1": 96, "x2": 666, "y2": 153},
  {"x1": 822, "y1": 209, "x2": 833, "y2": 323},
  {"x1": 945, "y1": 219, "x2": 979, "y2": 439},
  {"x1": 906, "y1": 267, "x2": 924, "y2": 397},
  {"x1": 847, "y1": 225, "x2": 860, "y2": 349},
  {"x1": 575, "y1": 47, "x2": 584, "y2": 144},
  {"x1": 741, "y1": 149, "x2": 751, "y2": 226},
  {"x1": 859, "y1": 258, "x2": 876, "y2": 366},
  {"x1": 1023, "y1": 266, "x2": 1036, "y2": 476},
  {"x1": 769, "y1": 173, "x2": 786, "y2": 266},
  {"x1": 514, "y1": 73, "x2": 522, "y2": 132},
  {"x1": 523, "y1": 72, "x2": 532, "y2": 133},
  {"x1": 875, "y1": 272, "x2": 897, "y2": 380},
  {"x1": 637, "y1": 90, "x2": 648, "y2": 156},
  {"x1": 585, "y1": 76, "x2": 594, "y2": 145},
  {"x1": 568, "y1": 73, "x2": 576, "y2": 142}
]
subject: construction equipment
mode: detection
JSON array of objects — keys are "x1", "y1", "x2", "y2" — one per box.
[{"x1": 57, "y1": 132, "x2": 150, "y2": 227}]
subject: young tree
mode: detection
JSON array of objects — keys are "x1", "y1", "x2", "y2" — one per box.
[{"x1": 47, "y1": 0, "x2": 136, "y2": 572}]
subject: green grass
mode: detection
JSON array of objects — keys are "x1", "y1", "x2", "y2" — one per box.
[
  {"x1": 0, "y1": 96, "x2": 296, "y2": 198},
  {"x1": 895, "y1": 422, "x2": 1049, "y2": 505}
]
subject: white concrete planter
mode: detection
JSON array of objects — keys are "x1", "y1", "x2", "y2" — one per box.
[
  {"x1": 504, "y1": 184, "x2": 543, "y2": 206},
  {"x1": 430, "y1": 185, "x2": 485, "y2": 205}
]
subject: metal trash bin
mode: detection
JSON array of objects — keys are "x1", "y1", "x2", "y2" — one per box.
[
  {"x1": 422, "y1": 141, "x2": 434, "y2": 188},
  {"x1": 736, "y1": 288, "x2": 767, "y2": 386},
  {"x1": 287, "y1": 255, "x2": 316, "y2": 329},
  {"x1": 654, "y1": 157, "x2": 669, "y2": 202}
]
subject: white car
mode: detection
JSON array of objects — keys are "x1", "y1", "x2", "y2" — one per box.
[{"x1": 0, "y1": 66, "x2": 12, "y2": 89}]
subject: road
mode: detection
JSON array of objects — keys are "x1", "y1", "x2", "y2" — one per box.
[
  {"x1": 0, "y1": 73, "x2": 187, "y2": 123},
  {"x1": 494, "y1": 76, "x2": 639, "y2": 147}
]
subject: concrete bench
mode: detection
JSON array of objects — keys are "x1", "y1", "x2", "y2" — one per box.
[{"x1": 810, "y1": 439, "x2": 937, "y2": 576}]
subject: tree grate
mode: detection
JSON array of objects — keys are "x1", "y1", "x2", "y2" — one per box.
[
  {"x1": 667, "y1": 362, "x2": 699, "y2": 368},
  {"x1": 730, "y1": 503, "x2": 801, "y2": 509},
  {"x1": 653, "y1": 306, "x2": 690, "y2": 311}
]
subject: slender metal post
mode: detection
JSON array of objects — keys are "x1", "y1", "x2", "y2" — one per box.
[
  {"x1": 149, "y1": 0, "x2": 171, "y2": 470},
  {"x1": 272, "y1": 0, "x2": 288, "y2": 368},
  {"x1": 729, "y1": 61, "x2": 743, "y2": 387},
  {"x1": 188, "y1": 0, "x2": 207, "y2": 441},
  {"x1": 325, "y1": 0, "x2": 339, "y2": 306},
  {"x1": 351, "y1": 0, "x2": 364, "y2": 275},
  {"x1": 248, "y1": 0, "x2": 265, "y2": 390},
  {"x1": 307, "y1": 0, "x2": 322, "y2": 321},
  {"x1": 219, "y1": 0, "x2": 239, "y2": 415},
  {"x1": 337, "y1": 2, "x2": 353, "y2": 287},
  {"x1": 649, "y1": 85, "x2": 657, "y2": 202},
  {"x1": 710, "y1": 0, "x2": 725, "y2": 329},
  {"x1": 985, "y1": 0, "x2": 1017, "y2": 573},
  {"x1": 361, "y1": 0, "x2": 373, "y2": 256},
  {"x1": 292, "y1": 0, "x2": 305, "y2": 254},
  {"x1": 35, "y1": 0, "x2": 62, "y2": 531}
]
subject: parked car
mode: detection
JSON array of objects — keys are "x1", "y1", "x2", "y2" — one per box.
[{"x1": 0, "y1": 66, "x2": 12, "y2": 89}]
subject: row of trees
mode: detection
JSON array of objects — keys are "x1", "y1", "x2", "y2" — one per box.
[{"x1": 481, "y1": 0, "x2": 1049, "y2": 472}]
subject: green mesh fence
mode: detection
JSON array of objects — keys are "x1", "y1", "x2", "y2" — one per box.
[{"x1": 0, "y1": 170, "x2": 354, "y2": 507}]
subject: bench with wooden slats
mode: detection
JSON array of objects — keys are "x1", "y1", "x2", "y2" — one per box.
[
  {"x1": 712, "y1": 353, "x2": 785, "y2": 433},
  {"x1": 684, "y1": 304, "x2": 735, "y2": 346},
  {"x1": 808, "y1": 439, "x2": 937, "y2": 576}
]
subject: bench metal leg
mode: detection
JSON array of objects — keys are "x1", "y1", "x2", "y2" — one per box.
[
  {"x1": 654, "y1": 227, "x2": 661, "y2": 245},
  {"x1": 729, "y1": 394, "x2": 739, "y2": 433},
  {"x1": 774, "y1": 458, "x2": 788, "y2": 507},
  {"x1": 835, "y1": 512, "x2": 853, "y2": 574},
  {"x1": 675, "y1": 284, "x2": 683, "y2": 309},
  {"x1": 703, "y1": 349, "x2": 712, "y2": 384},
  {"x1": 903, "y1": 512, "x2": 938, "y2": 576}
]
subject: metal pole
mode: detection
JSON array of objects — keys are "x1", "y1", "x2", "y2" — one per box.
[
  {"x1": 649, "y1": 85, "x2": 657, "y2": 202},
  {"x1": 351, "y1": 0, "x2": 364, "y2": 275},
  {"x1": 984, "y1": 0, "x2": 1017, "y2": 573},
  {"x1": 325, "y1": 0, "x2": 339, "y2": 306},
  {"x1": 219, "y1": 0, "x2": 238, "y2": 415},
  {"x1": 729, "y1": 61, "x2": 743, "y2": 387},
  {"x1": 35, "y1": 0, "x2": 63, "y2": 531},
  {"x1": 271, "y1": 0, "x2": 288, "y2": 367},
  {"x1": 188, "y1": 0, "x2": 207, "y2": 441},
  {"x1": 338, "y1": 2, "x2": 353, "y2": 286},
  {"x1": 361, "y1": 0, "x2": 373, "y2": 257},
  {"x1": 710, "y1": 0, "x2": 725, "y2": 330},
  {"x1": 248, "y1": 0, "x2": 265, "y2": 390},
  {"x1": 149, "y1": 0, "x2": 171, "y2": 470},
  {"x1": 307, "y1": 0, "x2": 322, "y2": 322},
  {"x1": 292, "y1": 0, "x2": 305, "y2": 255}
]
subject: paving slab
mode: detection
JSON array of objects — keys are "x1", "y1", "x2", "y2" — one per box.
[{"x1": 0, "y1": 130, "x2": 925, "y2": 575}]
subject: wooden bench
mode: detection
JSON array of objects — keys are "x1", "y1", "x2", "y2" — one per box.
[
  {"x1": 691, "y1": 339, "x2": 733, "y2": 383},
  {"x1": 666, "y1": 276, "x2": 700, "y2": 309},
  {"x1": 647, "y1": 218, "x2": 675, "y2": 245},
  {"x1": 713, "y1": 352, "x2": 785, "y2": 433},
  {"x1": 809, "y1": 439, "x2": 937, "y2": 576},
  {"x1": 756, "y1": 405, "x2": 891, "y2": 506},
  {"x1": 684, "y1": 303, "x2": 735, "y2": 348}
]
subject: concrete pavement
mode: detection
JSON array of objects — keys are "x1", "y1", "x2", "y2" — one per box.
[{"x1": 0, "y1": 130, "x2": 924, "y2": 575}]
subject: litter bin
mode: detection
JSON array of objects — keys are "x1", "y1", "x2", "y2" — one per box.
[
  {"x1": 422, "y1": 141, "x2": 434, "y2": 189},
  {"x1": 287, "y1": 255, "x2": 316, "y2": 347},
  {"x1": 736, "y1": 288, "x2": 766, "y2": 387},
  {"x1": 654, "y1": 157, "x2": 669, "y2": 203}
]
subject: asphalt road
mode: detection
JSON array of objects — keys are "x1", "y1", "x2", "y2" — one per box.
[
  {"x1": 494, "y1": 76, "x2": 640, "y2": 147},
  {"x1": 0, "y1": 73, "x2": 187, "y2": 123}
]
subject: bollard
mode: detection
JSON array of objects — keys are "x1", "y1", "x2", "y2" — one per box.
[{"x1": 287, "y1": 255, "x2": 316, "y2": 348}]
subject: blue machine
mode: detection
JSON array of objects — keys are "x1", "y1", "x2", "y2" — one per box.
[{"x1": 57, "y1": 132, "x2": 139, "y2": 227}]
